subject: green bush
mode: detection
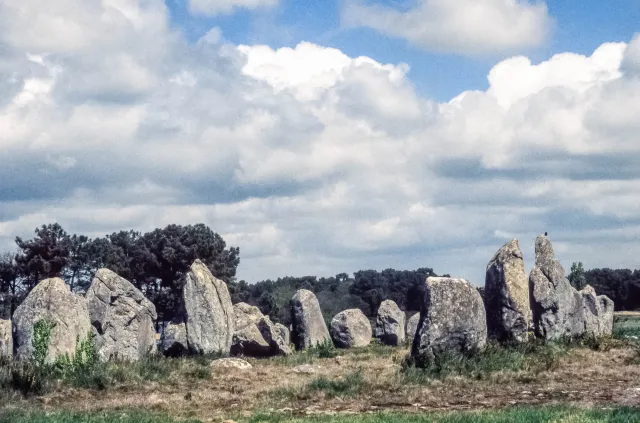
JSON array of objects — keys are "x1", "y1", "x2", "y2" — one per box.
[{"x1": 32, "y1": 319, "x2": 56, "y2": 367}]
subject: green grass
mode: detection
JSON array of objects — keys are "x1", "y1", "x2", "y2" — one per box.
[
  {"x1": 613, "y1": 315, "x2": 640, "y2": 342},
  {"x1": 7, "y1": 406, "x2": 640, "y2": 423},
  {"x1": 269, "y1": 369, "x2": 367, "y2": 400},
  {"x1": 249, "y1": 407, "x2": 640, "y2": 422},
  {"x1": 0, "y1": 410, "x2": 201, "y2": 423},
  {"x1": 0, "y1": 354, "x2": 217, "y2": 396}
]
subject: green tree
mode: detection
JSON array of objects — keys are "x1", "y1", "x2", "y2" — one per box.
[
  {"x1": 0, "y1": 252, "x2": 23, "y2": 318},
  {"x1": 15, "y1": 223, "x2": 71, "y2": 291},
  {"x1": 569, "y1": 261, "x2": 587, "y2": 290}
]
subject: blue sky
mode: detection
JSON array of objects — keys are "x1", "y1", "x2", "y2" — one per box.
[
  {"x1": 1, "y1": 0, "x2": 640, "y2": 284},
  {"x1": 166, "y1": 0, "x2": 640, "y2": 101}
]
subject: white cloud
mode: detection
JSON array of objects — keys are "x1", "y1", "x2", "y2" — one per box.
[
  {"x1": 2, "y1": 0, "x2": 640, "y2": 284},
  {"x1": 342, "y1": 0, "x2": 551, "y2": 56},
  {"x1": 188, "y1": 0, "x2": 278, "y2": 16}
]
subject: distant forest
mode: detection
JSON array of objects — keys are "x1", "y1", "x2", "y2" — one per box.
[{"x1": 1, "y1": 223, "x2": 639, "y2": 325}]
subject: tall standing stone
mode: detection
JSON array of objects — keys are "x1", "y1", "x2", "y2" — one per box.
[
  {"x1": 0, "y1": 320, "x2": 12, "y2": 358},
  {"x1": 13, "y1": 278, "x2": 91, "y2": 362},
  {"x1": 291, "y1": 289, "x2": 331, "y2": 350},
  {"x1": 330, "y1": 309, "x2": 372, "y2": 348},
  {"x1": 484, "y1": 239, "x2": 532, "y2": 342},
  {"x1": 373, "y1": 300, "x2": 405, "y2": 346},
  {"x1": 412, "y1": 277, "x2": 487, "y2": 363},
  {"x1": 529, "y1": 234, "x2": 614, "y2": 340},
  {"x1": 86, "y1": 269, "x2": 158, "y2": 361},
  {"x1": 183, "y1": 260, "x2": 234, "y2": 354}
]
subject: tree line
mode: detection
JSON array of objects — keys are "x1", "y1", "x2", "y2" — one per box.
[{"x1": 1, "y1": 223, "x2": 639, "y2": 325}]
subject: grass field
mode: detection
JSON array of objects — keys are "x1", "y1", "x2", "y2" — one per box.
[
  {"x1": 3, "y1": 406, "x2": 640, "y2": 423},
  {"x1": 1, "y1": 317, "x2": 640, "y2": 422}
]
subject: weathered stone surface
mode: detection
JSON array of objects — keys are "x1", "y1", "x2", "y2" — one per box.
[
  {"x1": 485, "y1": 239, "x2": 532, "y2": 343},
  {"x1": 210, "y1": 357, "x2": 252, "y2": 370},
  {"x1": 580, "y1": 285, "x2": 615, "y2": 337},
  {"x1": 13, "y1": 278, "x2": 91, "y2": 362},
  {"x1": 86, "y1": 269, "x2": 157, "y2": 361},
  {"x1": 373, "y1": 300, "x2": 405, "y2": 346},
  {"x1": 183, "y1": 260, "x2": 234, "y2": 355},
  {"x1": 291, "y1": 289, "x2": 331, "y2": 350},
  {"x1": 162, "y1": 321, "x2": 188, "y2": 356},
  {"x1": 405, "y1": 313, "x2": 420, "y2": 345},
  {"x1": 412, "y1": 277, "x2": 487, "y2": 363},
  {"x1": 231, "y1": 302, "x2": 291, "y2": 357},
  {"x1": 529, "y1": 235, "x2": 615, "y2": 340},
  {"x1": 0, "y1": 319, "x2": 12, "y2": 358},
  {"x1": 275, "y1": 323, "x2": 290, "y2": 347},
  {"x1": 330, "y1": 309, "x2": 372, "y2": 348}
]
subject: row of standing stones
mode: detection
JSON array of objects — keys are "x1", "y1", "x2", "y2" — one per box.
[{"x1": 0, "y1": 234, "x2": 615, "y2": 364}]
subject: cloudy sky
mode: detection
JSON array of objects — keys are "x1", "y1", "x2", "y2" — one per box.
[{"x1": 1, "y1": 0, "x2": 640, "y2": 284}]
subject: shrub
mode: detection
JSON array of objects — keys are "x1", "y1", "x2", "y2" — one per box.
[{"x1": 32, "y1": 319, "x2": 56, "y2": 367}]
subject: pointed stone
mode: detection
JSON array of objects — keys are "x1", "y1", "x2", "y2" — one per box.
[
  {"x1": 485, "y1": 239, "x2": 532, "y2": 343},
  {"x1": 291, "y1": 289, "x2": 331, "y2": 350},
  {"x1": 373, "y1": 300, "x2": 405, "y2": 346}
]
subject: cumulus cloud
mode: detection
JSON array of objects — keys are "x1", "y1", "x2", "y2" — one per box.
[
  {"x1": 188, "y1": 0, "x2": 278, "y2": 16},
  {"x1": 342, "y1": 0, "x2": 551, "y2": 56},
  {"x1": 1, "y1": 0, "x2": 640, "y2": 283}
]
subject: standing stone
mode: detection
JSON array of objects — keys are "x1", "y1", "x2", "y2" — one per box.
[
  {"x1": 529, "y1": 234, "x2": 610, "y2": 340},
  {"x1": 580, "y1": 285, "x2": 615, "y2": 337},
  {"x1": 291, "y1": 289, "x2": 331, "y2": 350},
  {"x1": 162, "y1": 321, "x2": 188, "y2": 356},
  {"x1": 405, "y1": 313, "x2": 420, "y2": 345},
  {"x1": 13, "y1": 278, "x2": 91, "y2": 362},
  {"x1": 0, "y1": 320, "x2": 12, "y2": 358},
  {"x1": 412, "y1": 277, "x2": 487, "y2": 363},
  {"x1": 330, "y1": 309, "x2": 372, "y2": 348},
  {"x1": 86, "y1": 269, "x2": 157, "y2": 361},
  {"x1": 183, "y1": 260, "x2": 235, "y2": 355},
  {"x1": 484, "y1": 239, "x2": 532, "y2": 343},
  {"x1": 232, "y1": 302, "x2": 291, "y2": 357},
  {"x1": 373, "y1": 300, "x2": 405, "y2": 346}
]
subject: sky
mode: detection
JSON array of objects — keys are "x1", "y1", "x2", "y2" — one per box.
[{"x1": 1, "y1": 0, "x2": 640, "y2": 285}]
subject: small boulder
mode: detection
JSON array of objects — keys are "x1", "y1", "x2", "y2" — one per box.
[
  {"x1": 0, "y1": 319, "x2": 12, "y2": 358},
  {"x1": 484, "y1": 239, "x2": 532, "y2": 342},
  {"x1": 330, "y1": 309, "x2": 372, "y2": 348},
  {"x1": 232, "y1": 303, "x2": 291, "y2": 357},
  {"x1": 210, "y1": 357, "x2": 252, "y2": 370},
  {"x1": 291, "y1": 289, "x2": 331, "y2": 350},
  {"x1": 373, "y1": 300, "x2": 405, "y2": 346},
  {"x1": 13, "y1": 278, "x2": 91, "y2": 362},
  {"x1": 162, "y1": 321, "x2": 188, "y2": 356},
  {"x1": 183, "y1": 260, "x2": 235, "y2": 355},
  {"x1": 405, "y1": 313, "x2": 420, "y2": 345},
  {"x1": 412, "y1": 277, "x2": 487, "y2": 363},
  {"x1": 86, "y1": 269, "x2": 158, "y2": 361}
]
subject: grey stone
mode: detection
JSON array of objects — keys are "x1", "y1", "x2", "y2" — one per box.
[
  {"x1": 183, "y1": 260, "x2": 235, "y2": 355},
  {"x1": 373, "y1": 300, "x2": 405, "y2": 346},
  {"x1": 529, "y1": 234, "x2": 614, "y2": 340},
  {"x1": 231, "y1": 302, "x2": 291, "y2": 357},
  {"x1": 210, "y1": 357, "x2": 252, "y2": 370},
  {"x1": 86, "y1": 269, "x2": 157, "y2": 361},
  {"x1": 330, "y1": 309, "x2": 372, "y2": 348},
  {"x1": 0, "y1": 319, "x2": 12, "y2": 358},
  {"x1": 275, "y1": 323, "x2": 290, "y2": 347},
  {"x1": 405, "y1": 313, "x2": 420, "y2": 345},
  {"x1": 412, "y1": 277, "x2": 487, "y2": 363},
  {"x1": 580, "y1": 285, "x2": 614, "y2": 337},
  {"x1": 13, "y1": 278, "x2": 91, "y2": 363},
  {"x1": 291, "y1": 289, "x2": 331, "y2": 350},
  {"x1": 484, "y1": 239, "x2": 532, "y2": 343},
  {"x1": 162, "y1": 321, "x2": 188, "y2": 356}
]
